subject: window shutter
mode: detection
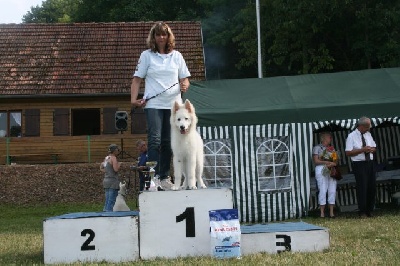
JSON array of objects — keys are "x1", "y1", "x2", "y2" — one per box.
[
  {"x1": 103, "y1": 107, "x2": 118, "y2": 134},
  {"x1": 54, "y1": 108, "x2": 70, "y2": 136},
  {"x1": 131, "y1": 108, "x2": 147, "y2": 134},
  {"x1": 24, "y1": 109, "x2": 40, "y2": 136}
]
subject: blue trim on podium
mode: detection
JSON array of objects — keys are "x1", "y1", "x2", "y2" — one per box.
[
  {"x1": 45, "y1": 211, "x2": 140, "y2": 220},
  {"x1": 241, "y1": 222, "x2": 326, "y2": 234}
]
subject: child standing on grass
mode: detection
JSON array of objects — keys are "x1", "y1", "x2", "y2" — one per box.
[{"x1": 101, "y1": 144, "x2": 122, "y2": 212}]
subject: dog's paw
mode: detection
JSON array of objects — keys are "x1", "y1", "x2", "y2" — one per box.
[
  {"x1": 171, "y1": 185, "x2": 180, "y2": 191},
  {"x1": 188, "y1": 186, "x2": 198, "y2": 190},
  {"x1": 199, "y1": 184, "x2": 207, "y2": 189}
]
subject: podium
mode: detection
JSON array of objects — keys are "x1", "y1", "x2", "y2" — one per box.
[
  {"x1": 241, "y1": 222, "x2": 330, "y2": 254},
  {"x1": 43, "y1": 211, "x2": 139, "y2": 264},
  {"x1": 139, "y1": 188, "x2": 233, "y2": 259},
  {"x1": 43, "y1": 188, "x2": 330, "y2": 263}
]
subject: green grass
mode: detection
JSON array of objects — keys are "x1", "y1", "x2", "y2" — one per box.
[{"x1": 0, "y1": 202, "x2": 399, "y2": 265}]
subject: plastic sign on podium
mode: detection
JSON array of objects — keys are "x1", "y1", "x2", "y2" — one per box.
[
  {"x1": 43, "y1": 211, "x2": 139, "y2": 264},
  {"x1": 139, "y1": 188, "x2": 233, "y2": 259}
]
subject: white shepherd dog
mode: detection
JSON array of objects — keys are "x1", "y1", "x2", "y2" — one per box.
[
  {"x1": 113, "y1": 181, "x2": 130, "y2": 211},
  {"x1": 170, "y1": 99, "x2": 207, "y2": 190}
]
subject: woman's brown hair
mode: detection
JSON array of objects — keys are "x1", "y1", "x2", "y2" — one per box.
[{"x1": 146, "y1": 22, "x2": 175, "y2": 53}]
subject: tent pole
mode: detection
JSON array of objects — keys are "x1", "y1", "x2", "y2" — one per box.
[{"x1": 256, "y1": 0, "x2": 263, "y2": 78}]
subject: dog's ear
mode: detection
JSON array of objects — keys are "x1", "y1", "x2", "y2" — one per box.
[
  {"x1": 185, "y1": 100, "x2": 194, "y2": 113},
  {"x1": 173, "y1": 101, "x2": 180, "y2": 113}
]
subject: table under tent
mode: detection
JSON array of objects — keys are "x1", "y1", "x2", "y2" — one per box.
[{"x1": 185, "y1": 67, "x2": 400, "y2": 223}]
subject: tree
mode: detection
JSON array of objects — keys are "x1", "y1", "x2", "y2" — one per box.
[
  {"x1": 21, "y1": 0, "x2": 400, "y2": 78},
  {"x1": 339, "y1": 0, "x2": 400, "y2": 70},
  {"x1": 233, "y1": 0, "x2": 400, "y2": 76},
  {"x1": 70, "y1": 0, "x2": 209, "y2": 22},
  {"x1": 201, "y1": 0, "x2": 257, "y2": 79},
  {"x1": 22, "y1": 0, "x2": 78, "y2": 23}
]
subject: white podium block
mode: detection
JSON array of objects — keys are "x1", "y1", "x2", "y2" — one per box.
[
  {"x1": 241, "y1": 222, "x2": 330, "y2": 255},
  {"x1": 139, "y1": 188, "x2": 233, "y2": 259},
  {"x1": 43, "y1": 211, "x2": 139, "y2": 264}
]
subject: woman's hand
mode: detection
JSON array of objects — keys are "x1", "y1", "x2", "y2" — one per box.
[
  {"x1": 179, "y1": 78, "x2": 190, "y2": 93},
  {"x1": 132, "y1": 99, "x2": 147, "y2": 108}
]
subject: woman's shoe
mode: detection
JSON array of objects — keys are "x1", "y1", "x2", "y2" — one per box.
[{"x1": 329, "y1": 215, "x2": 336, "y2": 219}]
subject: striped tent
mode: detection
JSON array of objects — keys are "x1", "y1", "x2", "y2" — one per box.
[{"x1": 187, "y1": 68, "x2": 400, "y2": 223}]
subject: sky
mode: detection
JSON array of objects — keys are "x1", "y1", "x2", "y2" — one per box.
[{"x1": 0, "y1": 0, "x2": 44, "y2": 23}]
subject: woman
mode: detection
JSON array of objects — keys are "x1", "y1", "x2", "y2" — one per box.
[
  {"x1": 102, "y1": 144, "x2": 122, "y2": 212},
  {"x1": 312, "y1": 132, "x2": 338, "y2": 218},
  {"x1": 130, "y1": 22, "x2": 191, "y2": 190}
]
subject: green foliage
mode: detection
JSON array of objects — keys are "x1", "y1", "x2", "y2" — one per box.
[
  {"x1": 201, "y1": 0, "x2": 256, "y2": 79},
  {"x1": 233, "y1": 0, "x2": 400, "y2": 76},
  {"x1": 22, "y1": 0, "x2": 78, "y2": 23},
  {"x1": 20, "y1": 0, "x2": 400, "y2": 79},
  {"x1": 69, "y1": 0, "x2": 210, "y2": 22}
]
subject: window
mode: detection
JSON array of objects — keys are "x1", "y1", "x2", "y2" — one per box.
[
  {"x1": 256, "y1": 137, "x2": 291, "y2": 192},
  {"x1": 54, "y1": 108, "x2": 134, "y2": 136},
  {"x1": 72, "y1": 109, "x2": 100, "y2": 136},
  {"x1": 0, "y1": 111, "x2": 22, "y2": 137},
  {"x1": 203, "y1": 139, "x2": 232, "y2": 188}
]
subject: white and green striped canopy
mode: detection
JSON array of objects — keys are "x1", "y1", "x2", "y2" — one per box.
[
  {"x1": 199, "y1": 117, "x2": 400, "y2": 223},
  {"x1": 187, "y1": 68, "x2": 400, "y2": 222}
]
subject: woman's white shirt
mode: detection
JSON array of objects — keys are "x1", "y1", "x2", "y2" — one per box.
[{"x1": 133, "y1": 49, "x2": 190, "y2": 109}]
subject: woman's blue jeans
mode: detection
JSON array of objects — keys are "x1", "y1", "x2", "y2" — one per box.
[
  {"x1": 145, "y1": 108, "x2": 172, "y2": 179},
  {"x1": 103, "y1": 188, "x2": 118, "y2": 212}
]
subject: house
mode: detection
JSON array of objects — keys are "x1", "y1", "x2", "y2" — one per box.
[
  {"x1": 185, "y1": 68, "x2": 400, "y2": 222},
  {"x1": 0, "y1": 22, "x2": 205, "y2": 164}
]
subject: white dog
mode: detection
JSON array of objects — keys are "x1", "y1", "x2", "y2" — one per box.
[
  {"x1": 113, "y1": 182, "x2": 130, "y2": 211},
  {"x1": 170, "y1": 99, "x2": 207, "y2": 190}
]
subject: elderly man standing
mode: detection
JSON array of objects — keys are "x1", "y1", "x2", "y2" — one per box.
[{"x1": 345, "y1": 117, "x2": 377, "y2": 218}]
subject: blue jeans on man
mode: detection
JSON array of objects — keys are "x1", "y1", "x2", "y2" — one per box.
[{"x1": 145, "y1": 108, "x2": 172, "y2": 180}]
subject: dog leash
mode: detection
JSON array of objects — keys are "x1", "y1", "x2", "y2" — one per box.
[{"x1": 144, "y1": 82, "x2": 179, "y2": 102}]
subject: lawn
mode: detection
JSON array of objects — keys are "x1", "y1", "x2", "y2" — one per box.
[{"x1": 0, "y1": 201, "x2": 399, "y2": 265}]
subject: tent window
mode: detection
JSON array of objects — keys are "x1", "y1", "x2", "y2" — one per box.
[
  {"x1": 203, "y1": 139, "x2": 232, "y2": 188},
  {"x1": 256, "y1": 137, "x2": 291, "y2": 192}
]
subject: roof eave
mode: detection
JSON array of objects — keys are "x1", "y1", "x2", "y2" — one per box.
[{"x1": 0, "y1": 93, "x2": 131, "y2": 99}]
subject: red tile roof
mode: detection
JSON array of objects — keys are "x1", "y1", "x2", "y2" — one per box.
[{"x1": 0, "y1": 22, "x2": 205, "y2": 97}]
